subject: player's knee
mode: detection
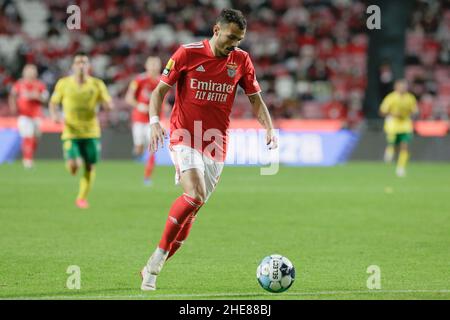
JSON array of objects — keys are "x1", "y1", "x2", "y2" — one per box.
[
  {"x1": 67, "y1": 162, "x2": 78, "y2": 175},
  {"x1": 187, "y1": 188, "x2": 206, "y2": 203},
  {"x1": 192, "y1": 192, "x2": 206, "y2": 203},
  {"x1": 134, "y1": 145, "x2": 144, "y2": 155}
]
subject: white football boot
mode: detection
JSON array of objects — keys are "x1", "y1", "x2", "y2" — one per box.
[
  {"x1": 140, "y1": 248, "x2": 169, "y2": 291},
  {"x1": 140, "y1": 266, "x2": 157, "y2": 291}
]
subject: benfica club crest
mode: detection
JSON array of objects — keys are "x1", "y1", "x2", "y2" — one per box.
[{"x1": 226, "y1": 63, "x2": 238, "y2": 78}]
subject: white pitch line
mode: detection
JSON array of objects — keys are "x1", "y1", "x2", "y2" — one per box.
[{"x1": 2, "y1": 289, "x2": 450, "y2": 300}]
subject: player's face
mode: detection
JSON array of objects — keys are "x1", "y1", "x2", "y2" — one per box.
[
  {"x1": 22, "y1": 65, "x2": 37, "y2": 80},
  {"x1": 214, "y1": 22, "x2": 246, "y2": 57},
  {"x1": 145, "y1": 57, "x2": 161, "y2": 76},
  {"x1": 72, "y1": 56, "x2": 90, "y2": 76},
  {"x1": 395, "y1": 81, "x2": 407, "y2": 93}
]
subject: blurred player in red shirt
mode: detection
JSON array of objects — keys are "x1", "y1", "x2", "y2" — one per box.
[
  {"x1": 8, "y1": 64, "x2": 49, "y2": 169},
  {"x1": 125, "y1": 56, "x2": 163, "y2": 185},
  {"x1": 140, "y1": 9, "x2": 277, "y2": 291}
]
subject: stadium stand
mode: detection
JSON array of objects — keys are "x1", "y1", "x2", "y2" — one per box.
[{"x1": 0, "y1": 0, "x2": 448, "y2": 127}]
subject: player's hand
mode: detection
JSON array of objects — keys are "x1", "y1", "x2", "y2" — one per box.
[
  {"x1": 149, "y1": 122, "x2": 167, "y2": 153},
  {"x1": 266, "y1": 128, "x2": 278, "y2": 150}
]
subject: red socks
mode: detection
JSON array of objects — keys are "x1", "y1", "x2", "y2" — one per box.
[
  {"x1": 144, "y1": 154, "x2": 155, "y2": 179},
  {"x1": 168, "y1": 213, "x2": 197, "y2": 259},
  {"x1": 158, "y1": 194, "x2": 203, "y2": 252},
  {"x1": 22, "y1": 137, "x2": 37, "y2": 161}
]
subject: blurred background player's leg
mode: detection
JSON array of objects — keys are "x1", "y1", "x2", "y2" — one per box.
[
  {"x1": 132, "y1": 122, "x2": 145, "y2": 159},
  {"x1": 143, "y1": 153, "x2": 155, "y2": 185},
  {"x1": 143, "y1": 123, "x2": 155, "y2": 185},
  {"x1": 132, "y1": 122, "x2": 155, "y2": 185},
  {"x1": 63, "y1": 139, "x2": 81, "y2": 175},
  {"x1": 384, "y1": 133, "x2": 396, "y2": 163},
  {"x1": 76, "y1": 163, "x2": 95, "y2": 209},
  {"x1": 18, "y1": 116, "x2": 38, "y2": 168},
  {"x1": 75, "y1": 139, "x2": 100, "y2": 209},
  {"x1": 396, "y1": 138, "x2": 410, "y2": 177}
]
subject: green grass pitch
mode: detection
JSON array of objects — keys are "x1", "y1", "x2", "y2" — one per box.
[{"x1": 0, "y1": 161, "x2": 449, "y2": 300}]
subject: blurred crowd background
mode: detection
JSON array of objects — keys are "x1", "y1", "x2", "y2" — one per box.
[{"x1": 0, "y1": 0, "x2": 449, "y2": 129}]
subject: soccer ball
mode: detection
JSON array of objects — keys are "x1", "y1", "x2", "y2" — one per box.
[{"x1": 256, "y1": 254, "x2": 295, "y2": 293}]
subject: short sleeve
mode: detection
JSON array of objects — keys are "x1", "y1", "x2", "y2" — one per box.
[
  {"x1": 50, "y1": 79, "x2": 64, "y2": 104},
  {"x1": 160, "y1": 46, "x2": 188, "y2": 87},
  {"x1": 97, "y1": 80, "x2": 112, "y2": 103},
  {"x1": 238, "y1": 54, "x2": 261, "y2": 96},
  {"x1": 380, "y1": 94, "x2": 392, "y2": 114}
]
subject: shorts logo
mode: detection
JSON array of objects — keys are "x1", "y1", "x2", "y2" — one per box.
[
  {"x1": 163, "y1": 59, "x2": 175, "y2": 76},
  {"x1": 226, "y1": 62, "x2": 238, "y2": 78}
]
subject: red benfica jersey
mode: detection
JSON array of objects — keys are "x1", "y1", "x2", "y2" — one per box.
[
  {"x1": 12, "y1": 79, "x2": 47, "y2": 117},
  {"x1": 160, "y1": 39, "x2": 261, "y2": 161},
  {"x1": 131, "y1": 73, "x2": 159, "y2": 123}
]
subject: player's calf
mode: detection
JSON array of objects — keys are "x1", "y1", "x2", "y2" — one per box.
[{"x1": 168, "y1": 213, "x2": 197, "y2": 259}]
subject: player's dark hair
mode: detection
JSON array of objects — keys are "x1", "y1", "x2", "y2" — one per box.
[
  {"x1": 216, "y1": 9, "x2": 247, "y2": 30},
  {"x1": 73, "y1": 51, "x2": 88, "y2": 60}
]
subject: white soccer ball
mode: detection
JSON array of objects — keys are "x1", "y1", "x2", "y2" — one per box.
[{"x1": 256, "y1": 254, "x2": 296, "y2": 293}]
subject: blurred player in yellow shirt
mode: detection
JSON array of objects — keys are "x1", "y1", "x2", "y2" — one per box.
[
  {"x1": 49, "y1": 52, "x2": 114, "y2": 208},
  {"x1": 379, "y1": 79, "x2": 418, "y2": 177}
]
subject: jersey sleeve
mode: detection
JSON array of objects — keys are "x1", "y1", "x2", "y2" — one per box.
[
  {"x1": 239, "y1": 54, "x2": 261, "y2": 96},
  {"x1": 50, "y1": 79, "x2": 64, "y2": 104},
  {"x1": 380, "y1": 94, "x2": 392, "y2": 114},
  {"x1": 160, "y1": 46, "x2": 188, "y2": 87},
  {"x1": 97, "y1": 80, "x2": 112, "y2": 103}
]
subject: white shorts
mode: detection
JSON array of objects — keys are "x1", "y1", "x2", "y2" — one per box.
[
  {"x1": 169, "y1": 145, "x2": 224, "y2": 202},
  {"x1": 17, "y1": 116, "x2": 40, "y2": 138},
  {"x1": 132, "y1": 122, "x2": 150, "y2": 147}
]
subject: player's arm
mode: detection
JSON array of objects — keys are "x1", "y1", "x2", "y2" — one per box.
[
  {"x1": 8, "y1": 87, "x2": 17, "y2": 115},
  {"x1": 98, "y1": 80, "x2": 114, "y2": 111},
  {"x1": 48, "y1": 101, "x2": 61, "y2": 122},
  {"x1": 248, "y1": 93, "x2": 278, "y2": 149},
  {"x1": 49, "y1": 80, "x2": 63, "y2": 122},
  {"x1": 379, "y1": 95, "x2": 391, "y2": 117},
  {"x1": 148, "y1": 81, "x2": 171, "y2": 152},
  {"x1": 125, "y1": 80, "x2": 138, "y2": 107},
  {"x1": 149, "y1": 47, "x2": 187, "y2": 152}
]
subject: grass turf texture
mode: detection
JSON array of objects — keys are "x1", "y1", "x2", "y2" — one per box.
[{"x1": 0, "y1": 161, "x2": 449, "y2": 300}]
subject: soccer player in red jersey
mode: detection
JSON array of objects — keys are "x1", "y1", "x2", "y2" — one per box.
[
  {"x1": 140, "y1": 9, "x2": 277, "y2": 291},
  {"x1": 8, "y1": 64, "x2": 49, "y2": 169},
  {"x1": 125, "y1": 56, "x2": 162, "y2": 185}
]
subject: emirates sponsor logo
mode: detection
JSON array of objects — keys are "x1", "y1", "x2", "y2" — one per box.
[{"x1": 190, "y1": 78, "x2": 235, "y2": 103}]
